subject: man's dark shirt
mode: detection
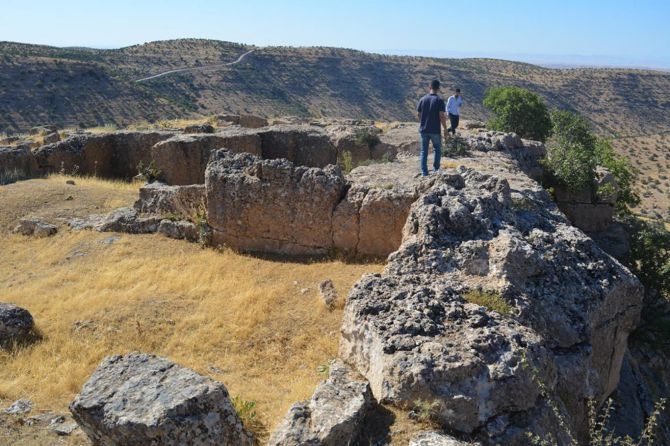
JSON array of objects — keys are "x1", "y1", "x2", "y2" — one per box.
[{"x1": 417, "y1": 93, "x2": 445, "y2": 134}]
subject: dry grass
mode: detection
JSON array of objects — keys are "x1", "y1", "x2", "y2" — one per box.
[{"x1": 0, "y1": 175, "x2": 382, "y2": 443}]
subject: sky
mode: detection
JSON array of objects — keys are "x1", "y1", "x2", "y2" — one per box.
[{"x1": 2, "y1": 0, "x2": 670, "y2": 69}]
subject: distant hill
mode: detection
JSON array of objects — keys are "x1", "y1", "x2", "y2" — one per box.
[{"x1": 1, "y1": 38, "x2": 670, "y2": 139}]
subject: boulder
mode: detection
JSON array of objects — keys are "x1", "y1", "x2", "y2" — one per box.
[
  {"x1": 42, "y1": 131, "x2": 61, "y2": 144},
  {"x1": 340, "y1": 166, "x2": 643, "y2": 443},
  {"x1": 205, "y1": 150, "x2": 346, "y2": 256},
  {"x1": 69, "y1": 352, "x2": 254, "y2": 446},
  {"x1": 33, "y1": 131, "x2": 175, "y2": 178},
  {"x1": 257, "y1": 124, "x2": 337, "y2": 168},
  {"x1": 410, "y1": 432, "x2": 480, "y2": 446},
  {"x1": 95, "y1": 208, "x2": 162, "y2": 234},
  {"x1": 13, "y1": 218, "x2": 58, "y2": 237},
  {"x1": 318, "y1": 279, "x2": 338, "y2": 309},
  {"x1": 0, "y1": 145, "x2": 37, "y2": 183},
  {"x1": 268, "y1": 360, "x2": 373, "y2": 446},
  {"x1": 238, "y1": 114, "x2": 268, "y2": 129},
  {"x1": 151, "y1": 129, "x2": 262, "y2": 185},
  {"x1": 0, "y1": 303, "x2": 38, "y2": 349},
  {"x1": 134, "y1": 182, "x2": 206, "y2": 219},
  {"x1": 183, "y1": 124, "x2": 215, "y2": 134},
  {"x1": 559, "y1": 202, "x2": 615, "y2": 232},
  {"x1": 158, "y1": 219, "x2": 199, "y2": 242}
]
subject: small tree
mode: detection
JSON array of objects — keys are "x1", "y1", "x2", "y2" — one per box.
[{"x1": 483, "y1": 86, "x2": 552, "y2": 142}]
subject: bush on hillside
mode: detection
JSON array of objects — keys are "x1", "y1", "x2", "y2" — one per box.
[
  {"x1": 544, "y1": 110, "x2": 639, "y2": 213},
  {"x1": 483, "y1": 86, "x2": 552, "y2": 142}
]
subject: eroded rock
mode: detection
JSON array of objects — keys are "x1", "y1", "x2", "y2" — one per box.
[
  {"x1": 13, "y1": 218, "x2": 58, "y2": 237},
  {"x1": 0, "y1": 303, "x2": 38, "y2": 349},
  {"x1": 268, "y1": 360, "x2": 373, "y2": 446},
  {"x1": 69, "y1": 352, "x2": 254, "y2": 446},
  {"x1": 340, "y1": 167, "x2": 643, "y2": 443}
]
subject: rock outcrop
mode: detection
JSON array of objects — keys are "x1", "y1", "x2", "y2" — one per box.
[
  {"x1": 0, "y1": 303, "x2": 38, "y2": 349},
  {"x1": 151, "y1": 129, "x2": 262, "y2": 185},
  {"x1": 33, "y1": 131, "x2": 174, "y2": 178},
  {"x1": 257, "y1": 125, "x2": 337, "y2": 168},
  {"x1": 69, "y1": 352, "x2": 254, "y2": 446},
  {"x1": 268, "y1": 360, "x2": 373, "y2": 446},
  {"x1": 340, "y1": 167, "x2": 643, "y2": 444},
  {"x1": 0, "y1": 146, "x2": 37, "y2": 181},
  {"x1": 134, "y1": 182, "x2": 206, "y2": 218},
  {"x1": 205, "y1": 150, "x2": 346, "y2": 256},
  {"x1": 410, "y1": 432, "x2": 480, "y2": 446}
]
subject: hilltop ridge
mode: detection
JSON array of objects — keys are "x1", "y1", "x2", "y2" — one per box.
[{"x1": 1, "y1": 39, "x2": 670, "y2": 138}]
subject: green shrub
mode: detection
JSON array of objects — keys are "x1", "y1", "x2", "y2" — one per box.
[
  {"x1": 355, "y1": 129, "x2": 381, "y2": 149},
  {"x1": 337, "y1": 150, "x2": 354, "y2": 174},
  {"x1": 462, "y1": 289, "x2": 512, "y2": 315},
  {"x1": 136, "y1": 160, "x2": 162, "y2": 183},
  {"x1": 483, "y1": 86, "x2": 552, "y2": 142}
]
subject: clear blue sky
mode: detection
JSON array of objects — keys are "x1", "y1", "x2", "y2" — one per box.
[{"x1": 2, "y1": 0, "x2": 669, "y2": 68}]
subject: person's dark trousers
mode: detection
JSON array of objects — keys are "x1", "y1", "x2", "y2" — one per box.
[{"x1": 448, "y1": 113, "x2": 460, "y2": 134}]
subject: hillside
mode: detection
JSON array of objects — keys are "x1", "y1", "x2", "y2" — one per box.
[{"x1": 1, "y1": 39, "x2": 670, "y2": 138}]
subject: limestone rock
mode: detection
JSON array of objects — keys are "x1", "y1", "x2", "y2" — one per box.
[
  {"x1": 158, "y1": 219, "x2": 199, "y2": 242},
  {"x1": 95, "y1": 208, "x2": 162, "y2": 234},
  {"x1": 183, "y1": 124, "x2": 215, "y2": 134},
  {"x1": 257, "y1": 124, "x2": 337, "y2": 168},
  {"x1": 410, "y1": 431, "x2": 479, "y2": 446},
  {"x1": 151, "y1": 129, "x2": 262, "y2": 185},
  {"x1": 13, "y1": 218, "x2": 58, "y2": 237},
  {"x1": 325, "y1": 124, "x2": 395, "y2": 166},
  {"x1": 5, "y1": 399, "x2": 33, "y2": 414},
  {"x1": 268, "y1": 360, "x2": 373, "y2": 446},
  {"x1": 33, "y1": 131, "x2": 174, "y2": 178},
  {"x1": 69, "y1": 352, "x2": 254, "y2": 446},
  {"x1": 134, "y1": 182, "x2": 206, "y2": 218},
  {"x1": 378, "y1": 122, "x2": 421, "y2": 154},
  {"x1": 43, "y1": 131, "x2": 61, "y2": 144},
  {"x1": 0, "y1": 303, "x2": 38, "y2": 349},
  {"x1": 205, "y1": 150, "x2": 346, "y2": 256},
  {"x1": 239, "y1": 114, "x2": 268, "y2": 128},
  {"x1": 0, "y1": 145, "x2": 37, "y2": 182},
  {"x1": 340, "y1": 166, "x2": 643, "y2": 443}
]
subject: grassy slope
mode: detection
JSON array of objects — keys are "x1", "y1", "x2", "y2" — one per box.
[{"x1": 0, "y1": 175, "x2": 383, "y2": 443}]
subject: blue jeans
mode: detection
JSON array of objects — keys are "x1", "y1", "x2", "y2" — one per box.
[{"x1": 420, "y1": 133, "x2": 441, "y2": 176}]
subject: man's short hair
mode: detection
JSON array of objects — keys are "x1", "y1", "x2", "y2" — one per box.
[
  {"x1": 454, "y1": 87, "x2": 461, "y2": 92},
  {"x1": 430, "y1": 79, "x2": 441, "y2": 90}
]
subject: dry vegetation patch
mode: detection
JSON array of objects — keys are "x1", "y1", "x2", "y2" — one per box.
[{"x1": 0, "y1": 176, "x2": 382, "y2": 443}]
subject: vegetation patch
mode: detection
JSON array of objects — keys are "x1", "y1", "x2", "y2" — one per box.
[{"x1": 462, "y1": 289, "x2": 512, "y2": 315}]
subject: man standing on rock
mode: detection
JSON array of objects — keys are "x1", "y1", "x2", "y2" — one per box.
[
  {"x1": 417, "y1": 79, "x2": 448, "y2": 176},
  {"x1": 446, "y1": 87, "x2": 464, "y2": 135}
]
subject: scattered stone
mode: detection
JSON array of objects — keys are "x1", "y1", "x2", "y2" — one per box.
[
  {"x1": 158, "y1": 219, "x2": 199, "y2": 242},
  {"x1": 94, "y1": 207, "x2": 162, "y2": 234},
  {"x1": 66, "y1": 179, "x2": 75, "y2": 185},
  {"x1": 13, "y1": 218, "x2": 58, "y2": 237},
  {"x1": 5, "y1": 399, "x2": 33, "y2": 414},
  {"x1": 69, "y1": 352, "x2": 254, "y2": 446},
  {"x1": 42, "y1": 131, "x2": 61, "y2": 144},
  {"x1": 238, "y1": 114, "x2": 268, "y2": 129},
  {"x1": 0, "y1": 303, "x2": 38, "y2": 349},
  {"x1": 268, "y1": 360, "x2": 373, "y2": 446},
  {"x1": 318, "y1": 279, "x2": 338, "y2": 309},
  {"x1": 410, "y1": 431, "x2": 479, "y2": 446},
  {"x1": 183, "y1": 123, "x2": 215, "y2": 134}
]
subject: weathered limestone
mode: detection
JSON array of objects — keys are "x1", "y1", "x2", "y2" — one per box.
[
  {"x1": 0, "y1": 303, "x2": 38, "y2": 349},
  {"x1": 151, "y1": 129, "x2": 262, "y2": 185},
  {"x1": 410, "y1": 432, "x2": 480, "y2": 446},
  {"x1": 33, "y1": 131, "x2": 174, "y2": 178},
  {"x1": 340, "y1": 166, "x2": 643, "y2": 444},
  {"x1": 69, "y1": 352, "x2": 254, "y2": 446},
  {"x1": 205, "y1": 150, "x2": 346, "y2": 256},
  {"x1": 134, "y1": 182, "x2": 206, "y2": 218},
  {"x1": 268, "y1": 360, "x2": 373, "y2": 446},
  {"x1": 95, "y1": 208, "x2": 162, "y2": 234},
  {"x1": 257, "y1": 124, "x2": 337, "y2": 168},
  {"x1": 13, "y1": 218, "x2": 58, "y2": 237},
  {"x1": 325, "y1": 124, "x2": 396, "y2": 166},
  {"x1": 0, "y1": 145, "x2": 37, "y2": 182}
]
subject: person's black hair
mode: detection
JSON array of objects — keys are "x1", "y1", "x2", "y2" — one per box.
[{"x1": 430, "y1": 79, "x2": 441, "y2": 90}]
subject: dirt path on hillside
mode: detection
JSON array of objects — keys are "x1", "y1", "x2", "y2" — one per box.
[{"x1": 134, "y1": 49, "x2": 255, "y2": 83}]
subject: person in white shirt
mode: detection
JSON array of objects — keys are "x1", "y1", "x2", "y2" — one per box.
[{"x1": 445, "y1": 87, "x2": 464, "y2": 135}]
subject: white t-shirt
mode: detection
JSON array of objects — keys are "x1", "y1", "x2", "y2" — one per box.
[{"x1": 446, "y1": 95, "x2": 463, "y2": 115}]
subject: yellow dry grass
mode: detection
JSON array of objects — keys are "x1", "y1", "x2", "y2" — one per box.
[{"x1": 0, "y1": 175, "x2": 382, "y2": 442}]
